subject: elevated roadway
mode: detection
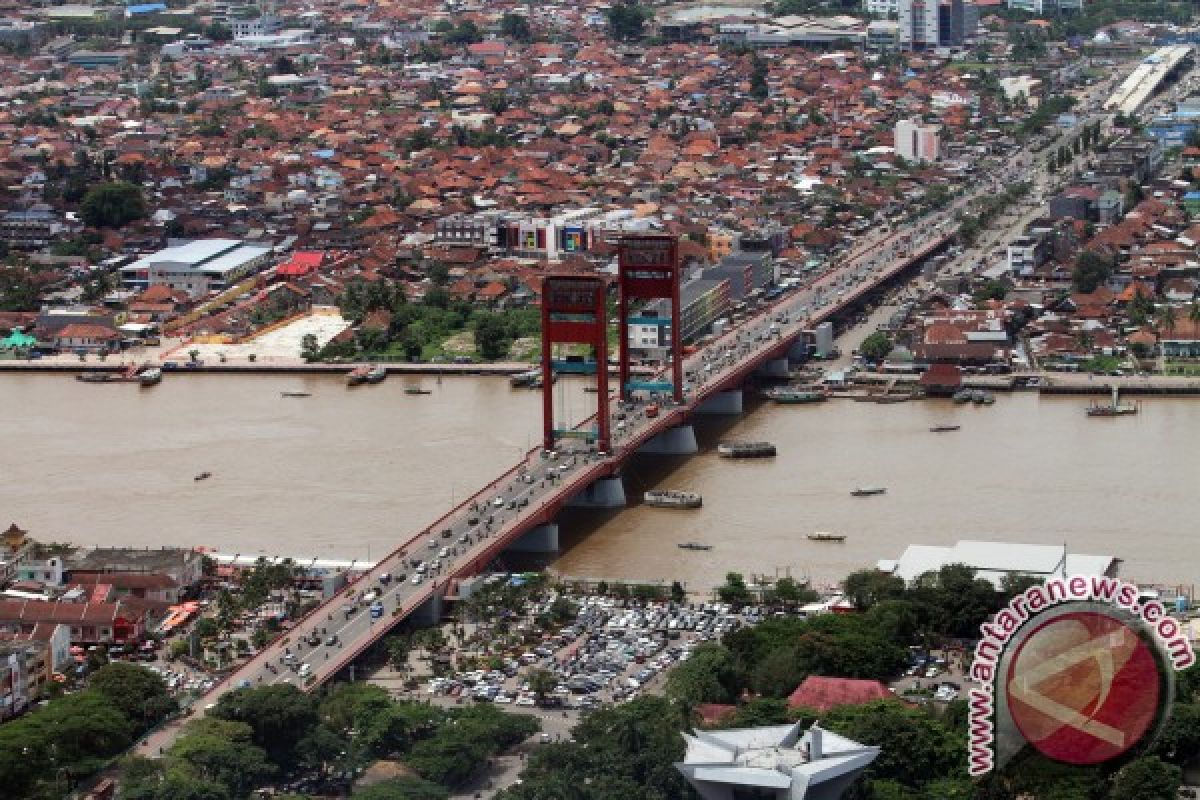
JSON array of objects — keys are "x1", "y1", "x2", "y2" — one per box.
[{"x1": 1105, "y1": 45, "x2": 1193, "y2": 115}]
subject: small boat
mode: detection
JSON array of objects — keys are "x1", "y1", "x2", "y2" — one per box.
[
  {"x1": 929, "y1": 425, "x2": 960, "y2": 432},
  {"x1": 677, "y1": 542, "x2": 713, "y2": 551},
  {"x1": 137, "y1": 367, "x2": 162, "y2": 387},
  {"x1": 583, "y1": 386, "x2": 599, "y2": 393},
  {"x1": 76, "y1": 372, "x2": 115, "y2": 383},
  {"x1": 510, "y1": 369, "x2": 542, "y2": 389},
  {"x1": 808, "y1": 531, "x2": 846, "y2": 542},
  {"x1": 952, "y1": 388, "x2": 972, "y2": 404},
  {"x1": 404, "y1": 387, "x2": 432, "y2": 395},
  {"x1": 281, "y1": 391, "x2": 311, "y2": 398},
  {"x1": 765, "y1": 386, "x2": 828, "y2": 404},
  {"x1": 717, "y1": 441, "x2": 776, "y2": 458},
  {"x1": 851, "y1": 487, "x2": 887, "y2": 497},
  {"x1": 346, "y1": 366, "x2": 371, "y2": 386},
  {"x1": 365, "y1": 365, "x2": 387, "y2": 384},
  {"x1": 644, "y1": 490, "x2": 702, "y2": 509},
  {"x1": 194, "y1": 472, "x2": 212, "y2": 481}
]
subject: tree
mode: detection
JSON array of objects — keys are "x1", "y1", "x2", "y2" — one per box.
[
  {"x1": 300, "y1": 333, "x2": 319, "y2": 362},
  {"x1": 208, "y1": 685, "x2": 319, "y2": 771},
  {"x1": 500, "y1": 13, "x2": 533, "y2": 43},
  {"x1": 749, "y1": 53, "x2": 769, "y2": 100},
  {"x1": 844, "y1": 569, "x2": 905, "y2": 610},
  {"x1": 354, "y1": 777, "x2": 449, "y2": 800},
  {"x1": 1152, "y1": 703, "x2": 1200, "y2": 765},
  {"x1": 859, "y1": 331, "x2": 893, "y2": 363},
  {"x1": 665, "y1": 643, "x2": 738, "y2": 707},
  {"x1": 88, "y1": 662, "x2": 176, "y2": 727},
  {"x1": 443, "y1": 20, "x2": 482, "y2": 45},
  {"x1": 716, "y1": 572, "x2": 753, "y2": 607},
  {"x1": 474, "y1": 314, "x2": 511, "y2": 360},
  {"x1": 822, "y1": 701, "x2": 962, "y2": 791},
  {"x1": 1157, "y1": 304, "x2": 1179, "y2": 336},
  {"x1": 606, "y1": 1, "x2": 651, "y2": 41},
  {"x1": 80, "y1": 182, "x2": 146, "y2": 228},
  {"x1": 527, "y1": 669, "x2": 558, "y2": 705},
  {"x1": 1111, "y1": 755, "x2": 1181, "y2": 800},
  {"x1": 168, "y1": 718, "x2": 275, "y2": 798},
  {"x1": 1072, "y1": 250, "x2": 1112, "y2": 293}
]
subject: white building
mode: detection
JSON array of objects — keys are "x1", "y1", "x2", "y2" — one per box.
[
  {"x1": 1008, "y1": 0, "x2": 1083, "y2": 12},
  {"x1": 897, "y1": 0, "x2": 937, "y2": 47},
  {"x1": 894, "y1": 118, "x2": 940, "y2": 163},
  {"x1": 864, "y1": 0, "x2": 898, "y2": 16},
  {"x1": 676, "y1": 721, "x2": 879, "y2": 800},
  {"x1": 231, "y1": 13, "x2": 280, "y2": 38},
  {"x1": 119, "y1": 239, "x2": 273, "y2": 296},
  {"x1": 877, "y1": 540, "x2": 1119, "y2": 589}
]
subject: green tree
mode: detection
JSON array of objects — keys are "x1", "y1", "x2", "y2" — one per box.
[
  {"x1": 716, "y1": 571, "x2": 753, "y2": 607},
  {"x1": 1152, "y1": 703, "x2": 1200, "y2": 765},
  {"x1": 859, "y1": 331, "x2": 893, "y2": 363},
  {"x1": 527, "y1": 669, "x2": 558, "y2": 705},
  {"x1": 843, "y1": 569, "x2": 906, "y2": 610},
  {"x1": 353, "y1": 777, "x2": 449, "y2": 800},
  {"x1": 1110, "y1": 755, "x2": 1181, "y2": 800},
  {"x1": 474, "y1": 313, "x2": 511, "y2": 360},
  {"x1": 88, "y1": 662, "x2": 177, "y2": 727},
  {"x1": 208, "y1": 685, "x2": 319, "y2": 771},
  {"x1": 665, "y1": 643, "x2": 739, "y2": 707},
  {"x1": 168, "y1": 718, "x2": 275, "y2": 798},
  {"x1": 443, "y1": 20, "x2": 482, "y2": 45},
  {"x1": 500, "y1": 13, "x2": 533, "y2": 43},
  {"x1": 80, "y1": 182, "x2": 147, "y2": 228},
  {"x1": 1071, "y1": 250, "x2": 1113, "y2": 293},
  {"x1": 300, "y1": 333, "x2": 319, "y2": 362},
  {"x1": 605, "y1": 1, "x2": 651, "y2": 41},
  {"x1": 749, "y1": 53, "x2": 769, "y2": 100},
  {"x1": 822, "y1": 701, "x2": 963, "y2": 791}
]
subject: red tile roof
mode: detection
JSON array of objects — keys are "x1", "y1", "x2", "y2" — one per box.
[{"x1": 787, "y1": 676, "x2": 894, "y2": 712}]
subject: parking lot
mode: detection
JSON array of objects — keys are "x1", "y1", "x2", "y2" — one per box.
[{"x1": 415, "y1": 592, "x2": 760, "y2": 711}]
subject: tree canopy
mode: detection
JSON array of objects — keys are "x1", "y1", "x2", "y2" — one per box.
[
  {"x1": 605, "y1": 1, "x2": 651, "y2": 41},
  {"x1": 80, "y1": 182, "x2": 147, "y2": 228}
]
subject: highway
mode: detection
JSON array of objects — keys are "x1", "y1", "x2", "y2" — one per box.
[{"x1": 135, "y1": 61, "x2": 1145, "y2": 757}]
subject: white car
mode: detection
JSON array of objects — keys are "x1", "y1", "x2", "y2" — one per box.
[{"x1": 492, "y1": 496, "x2": 505, "y2": 508}]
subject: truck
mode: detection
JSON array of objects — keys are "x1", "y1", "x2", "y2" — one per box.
[{"x1": 645, "y1": 403, "x2": 659, "y2": 418}]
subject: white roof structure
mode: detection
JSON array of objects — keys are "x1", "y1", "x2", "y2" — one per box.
[
  {"x1": 120, "y1": 239, "x2": 271, "y2": 280},
  {"x1": 677, "y1": 722, "x2": 879, "y2": 800},
  {"x1": 877, "y1": 540, "x2": 1118, "y2": 588}
]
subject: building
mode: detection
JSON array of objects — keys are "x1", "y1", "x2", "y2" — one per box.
[
  {"x1": 0, "y1": 600, "x2": 152, "y2": 645},
  {"x1": 0, "y1": 625, "x2": 71, "y2": 718},
  {"x1": 627, "y1": 277, "x2": 732, "y2": 354},
  {"x1": 877, "y1": 540, "x2": 1119, "y2": 589},
  {"x1": 65, "y1": 50, "x2": 128, "y2": 68},
  {"x1": 0, "y1": 206, "x2": 69, "y2": 249},
  {"x1": 895, "y1": 118, "x2": 940, "y2": 163},
  {"x1": 715, "y1": 16, "x2": 868, "y2": 48},
  {"x1": 867, "y1": 20, "x2": 900, "y2": 50},
  {"x1": 676, "y1": 721, "x2": 880, "y2": 800},
  {"x1": 703, "y1": 252, "x2": 777, "y2": 300},
  {"x1": 119, "y1": 239, "x2": 273, "y2": 296},
  {"x1": 787, "y1": 676, "x2": 895, "y2": 713},
  {"x1": 1008, "y1": 0, "x2": 1083, "y2": 12},
  {"x1": 898, "y1": 0, "x2": 964, "y2": 48},
  {"x1": 231, "y1": 13, "x2": 281, "y2": 38},
  {"x1": 865, "y1": 0, "x2": 898, "y2": 15},
  {"x1": 66, "y1": 547, "x2": 205, "y2": 594}
]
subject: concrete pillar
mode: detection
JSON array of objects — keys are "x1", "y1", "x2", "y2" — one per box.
[
  {"x1": 567, "y1": 476, "x2": 626, "y2": 509},
  {"x1": 756, "y1": 358, "x2": 790, "y2": 379},
  {"x1": 695, "y1": 389, "x2": 743, "y2": 415},
  {"x1": 409, "y1": 591, "x2": 443, "y2": 626},
  {"x1": 505, "y1": 523, "x2": 560, "y2": 554},
  {"x1": 638, "y1": 425, "x2": 699, "y2": 455}
]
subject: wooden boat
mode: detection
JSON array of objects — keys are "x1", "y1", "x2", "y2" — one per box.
[
  {"x1": 365, "y1": 365, "x2": 387, "y2": 384},
  {"x1": 76, "y1": 373, "x2": 115, "y2": 383},
  {"x1": 717, "y1": 441, "x2": 776, "y2": 458},
  {"x1": 346, "y1": 366, "x2": 371, "y2": 386},
  {"x1": 194, "y1": 472, "x2": 212, "y2": 482},
  {"x1": 808, "y1": 531, "x2": 846, "y2": 542},
  {"x1": 644, "y1": 490, "x2": 702, "y2": 509},
  {"x1": 929, "y1": 425, "x2": 960, "y2": 432},
  {"x1": 137, "y1": 367, "x2": 162, "y2": 387},
  {"x1": 404, "y1": 387, "x2": 432, "y2": 395},
  {"x1": 281, "y1": 392, "x2": 311, "y2": 398},
  {"x1": 765, "y1": 386, "x2": 828, "y2": 404},
  {"x1": 851, "y1": 487, "x2": 886, "y2": 497},
  {"x1": 677, "y1": 542, "x2": 713, "y2": 551}
]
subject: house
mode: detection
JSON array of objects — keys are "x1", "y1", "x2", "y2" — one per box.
[
  {"x1": 0, "y1": 600, "x2": 153, "y2": 645},
  {"x1": 1159, "y1": 318, "x2": 1200, "y2": 357},
  {"x1": 878, "y1": 540, "x2": 1118, "y2": 589},
  {"x1": 787, "y1": 676, "x2": 895, "y2": 713},
  {"x1": 54, "y1": 323, "x2": 121, "y2": 354}
]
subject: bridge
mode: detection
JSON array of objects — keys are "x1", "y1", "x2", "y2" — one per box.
[{"x1": 136, "y1": 216, "x2": 955, "y2": 754}]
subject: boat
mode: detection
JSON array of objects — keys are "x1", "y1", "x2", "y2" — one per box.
[
  {"x1": 851, "y1": 487, "x2": 887, "y2": 497},
  {"x1": 510, "y1": 369, "x2": 542, "y2": 389},
  {"x1": 717, "y1": 441, "x2": 776, "y2": 458},
  {"x1": 1087, "y1": 386, "x2": 1137, "y2": 417},
  {"x1": 404, "y1": 387, "x2": 432, "y2": 395},
  {"x1": 194, "y1": 472, "x2": 212, "y2": 481},
  {"x1": 765, "y1": 386, "x2": 828, "y2": 404},
  {"x1": 970, "y1": 390, "x2": 994, "y2": 405},
  {"x1": 137, "y1": 367, "x2": 162, "y2": 387},
  {"x1": 644, "y1": 490, "x2": 702, "y2": 509},
  {"x1": 365, "y1": 365, "x2": 387, "y2": 384},
  {"x1": 346, "y1": 366, "x2": 371, "y2": 386},
  {"x1": 677, "y1": 542, "x2": 713, "y2": 551},
  {"x1": 952, "y1": 388, "x2": 972, "y2": 404},
  {"x1": 929, "y1": 425, "x2": 961, "y2": 432},
  {"x1": 808, "y1": 532, "x2": 846, "y2": 542},
  {"x1": 76, "y1": 372, "x2": 115, "y2": 383},
  {"x1": 281, "y1": 392, "x2": 311, "y2": 398}
]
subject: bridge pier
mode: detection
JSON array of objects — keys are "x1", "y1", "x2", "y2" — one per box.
[
  {"x1": 567, "y1": 476, "x2": 626, "y2": 509},
  {"x1": 505, "y1": 523, "x2": 560, "y2": 554},
  {"x1": 408, "y1": 592, "x2": 443, "y2": 626},
  {"x1": 756, "y1": 358, "x2": 790, "y2": 379},
  {"x1": 695, "y1": 389, "x2": 743, "y2": 415},
  {"x1": 638, "y1": 425, "x2": 699, "y2": 455}
]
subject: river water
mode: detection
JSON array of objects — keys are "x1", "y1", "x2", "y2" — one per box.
[{"x1": 2, "y1": 373, "x2": 1196, "y2": 589}]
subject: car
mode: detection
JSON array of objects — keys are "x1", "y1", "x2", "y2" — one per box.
[
  {"x1": 492, "y1": 496, "x2": 505, "y2": 508},
  {"x1": 298, "y1": 663, "x2": 312, "y2": 677},
  {"x1": 325, "y1": 634, "x2": 339, "y2": 646},
  {"x1": 411, "y1": 574, "x2": 423, "y2": 585}
]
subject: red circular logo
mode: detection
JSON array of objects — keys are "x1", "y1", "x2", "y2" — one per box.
[{"x1": 1006, "y1": 611, "x2": 1161, "y2": 765}]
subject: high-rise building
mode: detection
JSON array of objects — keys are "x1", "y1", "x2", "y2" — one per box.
[
  {"x1": 864, "y1": 0, "x2": 898, "y2": 16},
  {"x1": 895, "y1": 118, "x2": 940, "y2": 163},
  {"x1": 898, "y1": 0, "x2": 966, "y2": 48}
]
